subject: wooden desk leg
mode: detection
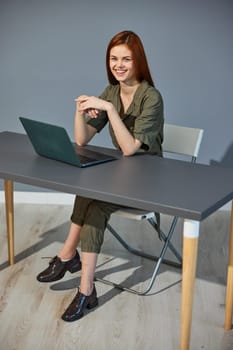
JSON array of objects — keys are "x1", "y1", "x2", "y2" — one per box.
[
  {"x1": 224, "y1": 200, "x2": 233, "y2": 330},
  {"x1": 4, "y1": 179, "x2": 14, "y2": 265},
  {"x1": 180, "y1": 219, "x2": 200, "y2": 350}
]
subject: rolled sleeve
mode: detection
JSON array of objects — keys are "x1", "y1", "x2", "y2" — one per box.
[
  {"x1": 86, "y1": 111, "x2": 108, "y2": 132},
  {"x1": 86, "y1": 86, "x2": 110, "y2": 132},
  {"x1": 133, "y1": 89, "x2": 164, "y2": 154}
]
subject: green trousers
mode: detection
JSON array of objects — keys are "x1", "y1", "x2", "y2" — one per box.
[{"x1": 70, "y1": 196, "x2": 122, "y2": 253}]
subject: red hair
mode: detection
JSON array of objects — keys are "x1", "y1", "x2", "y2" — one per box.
[{"x1": 106, "y1": 30, "x2": 154, "y2": 87}]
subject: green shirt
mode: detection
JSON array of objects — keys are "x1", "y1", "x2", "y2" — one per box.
[{"x1": 87, "y1": 80, "x2": 164, "y2": 155}]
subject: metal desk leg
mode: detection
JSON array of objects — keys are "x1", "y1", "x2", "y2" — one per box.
[
  {"x1": 180, "y1": 219, "x2": 200, "y2": 350},
  {"x1": 224, "y1": 200, "x2": 233, "y2": 330},
  {"x1": 4, "y1": 179, "x2": 14, "y2": 265}
]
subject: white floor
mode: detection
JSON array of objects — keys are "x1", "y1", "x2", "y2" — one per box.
[{"x1": 0, "y1": 203, "x2": 233, "y2": 350}]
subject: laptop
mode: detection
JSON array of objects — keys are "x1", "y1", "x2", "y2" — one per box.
[{"x1": 19, "y1": 117, "x2": 118, "y2": 168}]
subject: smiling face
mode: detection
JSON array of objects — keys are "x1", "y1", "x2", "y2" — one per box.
[{"x1": 109, "y1": 44, "x2": 138, "y2": 86}]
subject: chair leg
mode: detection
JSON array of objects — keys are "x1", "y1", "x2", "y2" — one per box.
[
  {"x1": 107, "y1": 220, "x2": 182, "y2": 267},
  {"x1": 148, "y1": 216, "x2": 183, "y2": 264},
  {"x1": 95, "y1": 218, "x2": 182, "y2": 295}
]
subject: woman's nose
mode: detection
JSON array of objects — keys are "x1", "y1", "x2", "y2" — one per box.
[{"x1": 117, "y1": 60, "x2": 124, "y2": 67}]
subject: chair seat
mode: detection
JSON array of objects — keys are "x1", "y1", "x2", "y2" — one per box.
[{"x1": 112, "y1": 208, "x2": 155, "y2": 221}]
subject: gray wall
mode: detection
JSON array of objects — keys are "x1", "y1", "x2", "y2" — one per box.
[{"x1": 1, "y1": 0, "x2": 233, "y2": 190}]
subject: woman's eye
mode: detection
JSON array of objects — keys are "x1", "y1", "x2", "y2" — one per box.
[{"x1": 123, "y1": 57, "x2": 132, "y2": 62}]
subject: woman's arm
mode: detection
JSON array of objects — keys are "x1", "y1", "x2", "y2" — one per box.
[
  {"x1": 105, "y1": 103, "x2": 142, "y2": 156},
  {"x1": 74, "y1": 99, "x2": 97, "y2": 146},
  {"x1": 77, "y1": 95, "x2": 142, "y2": 156}
]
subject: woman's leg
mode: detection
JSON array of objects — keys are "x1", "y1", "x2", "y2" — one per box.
[
  {"x1": 58, "y1": 195, "x2": 94, "y2": 258},
  {"x1": 61, "y1": 200, "x2": 122, "y2": 321},
  {"x1": 80, "y1": 252, "x2": 98, "y2": 295},
  {"x1": 58, "y1": 222, "x2": 82, "y2": 260},
  {"x1": 37, "y1": 196, "x2": 93, "y2": 282}
]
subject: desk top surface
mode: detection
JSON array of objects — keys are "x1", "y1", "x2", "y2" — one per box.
[{"x1": 0, "y1": 131, "x2": 232, "y2": 221}]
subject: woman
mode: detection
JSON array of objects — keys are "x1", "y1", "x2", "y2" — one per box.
[{"x1": 37, "y1": 30, "x2": 164, "y2": 322}]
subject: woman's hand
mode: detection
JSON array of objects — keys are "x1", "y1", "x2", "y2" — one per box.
[{"x1": 75, "y1": 95, "x2": 112, "y2": 118}]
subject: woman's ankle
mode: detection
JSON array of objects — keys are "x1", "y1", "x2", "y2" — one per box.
[
  {"x1": 58, "y1": 250, "x2": 76, "y2": 261},
  {"x1": 80, "y1": 283, "x2": 94, "y2": 296}
]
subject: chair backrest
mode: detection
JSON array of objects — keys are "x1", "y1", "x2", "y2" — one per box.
[{"x1": 163, "y1": 123, "x2": 204, "y2": 161}]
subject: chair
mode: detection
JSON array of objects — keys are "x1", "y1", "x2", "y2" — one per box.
[{"x1": 95, "y1": 123, "x2": 204, "y2": 295}]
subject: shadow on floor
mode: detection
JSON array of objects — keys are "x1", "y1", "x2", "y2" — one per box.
[{"x1": 1, "y1": 209, "x2": 231, "y2": 292}]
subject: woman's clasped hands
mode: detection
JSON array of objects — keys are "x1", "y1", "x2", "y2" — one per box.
[{"x1": 75, "y1": 95, "x2": 111, "y2": 118}]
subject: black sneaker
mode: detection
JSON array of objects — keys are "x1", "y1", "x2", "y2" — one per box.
[
  {"x1": 61, "y1": 284, "x2": 98, "y2": 322},
  {"x1": 36, "y1": 250, "x2": 82, "y2": 283}
]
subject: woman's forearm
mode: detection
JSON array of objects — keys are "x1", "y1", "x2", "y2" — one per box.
[
  {"x1": 74, "y1": 108, "x2": 96, "y2": 146},
  {"x1": 106, "y1": 103, "x2": 141, "y2": 156}
]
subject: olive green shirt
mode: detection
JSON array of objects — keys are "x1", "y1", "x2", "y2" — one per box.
[{"x1": 87, "y1": 80, "x2": 164, "y2": 155}]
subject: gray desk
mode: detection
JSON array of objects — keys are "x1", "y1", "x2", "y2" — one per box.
[{"x1": 1, "y1": 131, "x2": 233, "y2": 350}]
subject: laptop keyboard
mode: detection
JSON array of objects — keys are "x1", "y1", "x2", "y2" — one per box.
[
  {"x1": 74, "y1": 145, "x2": 113, "y2": 163},
  {"x1": 78, "y1": 154, "x2": 98, "y2": 163}
]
